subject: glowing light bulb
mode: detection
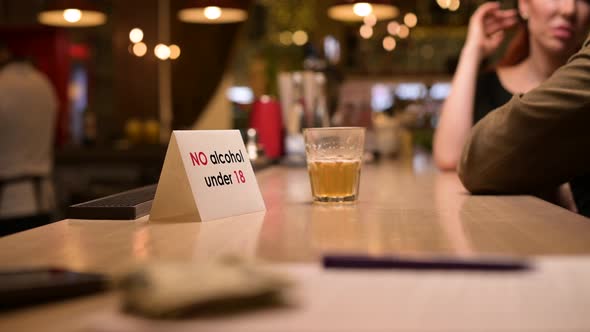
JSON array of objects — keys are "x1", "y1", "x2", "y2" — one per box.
[
  {"x1": 292, "y1": 30, "x2": 308, "y2": 46},
  {"x1": 129, "y1": 28, "x2": 144, "y2": 43},
  {"x1": 63, "y1": 9, "x2": 82, "y2": 23},
  {"x1": 437, "y1": 0, "x2": 452, "y2": 9},
  {"x1": 398, "y1": 25, "x2": 410, "y2": 39},
  {"x1": 279, "y1": 31, "x2": 293, "y2": 45},
  {"x1": 404, "y1": 13, "x2": 417, "y2": 28},
  {"x1": 169, "y1": 44, "x2": 181, "y2": 60},
  {"x1": 154, "y1": 44, "x2": 170, "y2": 60},
  {"x1": 359, "y1": 25, "x2": 373, "y2": 39},
  {"x1": 363, "y1": 14, "x2": 377, "y2": 26},
  {"x1": 387, "y1": 21, "x2": 400, "y2": 35},
  {"x1": 132, "y1": 42, "x2": 147, "y2": 57},
  {"x1": 353, "y1": 2, "x2": 372, "y2": 17},
  {"x1": 383, "y1": 36, "x2": 396, "y2": 51},
  {"x1": 204, "y1": 6, "x2": 222, "y2": 20},
  {"x1": 449, "y1": 0, "x2": 460, "y2": 11}
]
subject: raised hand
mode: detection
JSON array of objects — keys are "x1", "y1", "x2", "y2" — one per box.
[{"x1": 465, "y1": 2, "x2": 519, "y2": 61}]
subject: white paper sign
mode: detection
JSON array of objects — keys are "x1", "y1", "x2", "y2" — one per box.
[{"x1": 150, "y1": 130, "x2": 266, "y2": 222}]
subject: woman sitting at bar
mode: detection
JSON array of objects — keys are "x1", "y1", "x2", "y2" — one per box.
[
  {"x1": 434, "y1": 0, "x2": 590, "y2": 171},
  {"x1": 458, "y1": 31, "x2": 590, "y2": 217}
]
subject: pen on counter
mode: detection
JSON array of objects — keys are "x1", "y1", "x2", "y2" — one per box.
[{"x1": 322, "y1": 254, "x2": 531, "y2": 271}]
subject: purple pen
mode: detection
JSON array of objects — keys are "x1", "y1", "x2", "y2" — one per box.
[{"x1": 322, "y1": 254, "x2": 531, "y2": 271}]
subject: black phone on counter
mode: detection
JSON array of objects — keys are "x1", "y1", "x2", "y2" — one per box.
[{"x1": 0, "y1": 268, "x2": 108, "y2": 310}]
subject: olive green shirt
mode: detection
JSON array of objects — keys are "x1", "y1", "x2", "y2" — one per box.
[{"x1": 458, "y1": 34, "x2": 590, "y2": 213}]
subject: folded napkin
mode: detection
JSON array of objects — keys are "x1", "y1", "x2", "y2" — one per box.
[{"x1": 118, "y1": 257, "x2": 294, "y2": 318}]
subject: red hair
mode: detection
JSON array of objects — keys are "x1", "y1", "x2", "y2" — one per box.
[{"x1": 496, "y1": 22, "x2": 530, "y2": 67}]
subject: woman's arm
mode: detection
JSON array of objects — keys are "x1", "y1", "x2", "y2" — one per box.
[
  {"x1": 434, "y1": 3, "x2": 518, "y2": 171},
  {"x1": 433, "y1": 44, "x2": 482, "y2": 170}
]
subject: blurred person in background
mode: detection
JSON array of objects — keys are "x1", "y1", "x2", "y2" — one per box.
[
  {"x1": 435, "y1": 1, "x2": 590, "y2": 170},
  {"x1": 0, "y1": 43, "x2": 58, "y2": 236},
  {"x1": 433, "y1": 0, "x2": 590, "y2": 210},
  {"x1": 458, "y1": 32, "x2": 590, "y2": 217}
]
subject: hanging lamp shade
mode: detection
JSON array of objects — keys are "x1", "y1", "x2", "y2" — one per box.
[
  {"x1": 328, "y1": 0, "x2": 398, "y2": 22},
  {"x1": 178, "y1": 0, "x2": 248, "y2": 24},
  {"x1": 38, "y1": 0, "x2": 106, "y2": 27}
]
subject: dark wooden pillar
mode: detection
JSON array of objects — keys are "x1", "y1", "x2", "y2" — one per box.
[
  {"x1": 112, "y1": 0, "x2": 251, "y2": 135},
  {"x1": 112, "y1": 0, "x2": 159, "y2": 136},
  {"x1": 169, "y1": 0, "x2": 248, "y2": 129}
]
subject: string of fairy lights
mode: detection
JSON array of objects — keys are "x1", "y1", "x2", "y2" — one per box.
[
  {"x1": 358, "y1": 11, "x2": 417, "y2": 52},
  {"x1": 128, "y1": 28, "x2": 181, "y2": 61},
  {"x1": 356, "y1": 1, "x2": 461, "y2": 52}
]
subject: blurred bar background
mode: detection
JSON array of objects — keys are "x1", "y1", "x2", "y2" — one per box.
[{"x1": 0, "y1": 0, "x2": 516, "y2": 218}]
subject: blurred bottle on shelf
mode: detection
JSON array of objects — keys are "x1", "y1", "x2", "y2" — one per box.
[
  {"x1": 143, "y1": 118, "x2": 160, "y2": 145},
  {"x1": 124, "y1": 118, "x2": 143, "y2": 146},
  {"x1": 278, "y1": 70, "x2": 330, "y2": 165},
  {"x1": 123, "y1": 118, "x2": 161, "y2": 147},
  {"x1": 249, "y1": 95, "x2": 283, "y2": 159}
]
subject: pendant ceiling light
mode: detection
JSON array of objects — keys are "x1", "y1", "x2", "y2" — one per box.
[
  {"x1": 178, "y1": 0, "x2": 248, "y2": 24},
  {"x1": 38, "y1": 0, "x2": 106, "y2": 27},
  {"x1": 328, "y1": 1, "x2": 398, "y2": 22}
]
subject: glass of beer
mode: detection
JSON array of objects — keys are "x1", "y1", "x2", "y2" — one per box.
[{"x1": 304, "y1": 127, "x2": 365, "y2": 203}]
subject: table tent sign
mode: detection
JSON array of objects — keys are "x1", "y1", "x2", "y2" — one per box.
[{"x1": 150, "y1": 130, "x2": 266, "y2": 222}]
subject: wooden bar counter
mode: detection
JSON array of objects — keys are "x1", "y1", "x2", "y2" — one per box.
[{"x1": 1, "y1": 157, "x2": 590, "y2": 331}]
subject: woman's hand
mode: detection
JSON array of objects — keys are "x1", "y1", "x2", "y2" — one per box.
[{"x1": 464, "y1": 2, "x2": 519, "y2": 61}]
